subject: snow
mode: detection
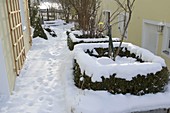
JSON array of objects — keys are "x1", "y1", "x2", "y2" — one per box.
[
  {"x1": 39, "y1": 2, "x2": 61, "y2": 9},
  {"x1": 97, "y1": 57, "x2": 115, "y2": 65},
  {"x1": 74, "y1": 43, "x2": 165, "y2": 81},
  {"x1": 0, "y1": 22, "x2": 72, "y2": 113},
  {"x1": 69, "y1": 31, "x2": 120, "y2": 43},
  {"x1": 0, "y1": 20, "x2": 170, "y2": 113},
  {"x1": 65, "y1": 58, "x2": 170, "y2": 113},
  {"x1": 44, "y1": 19, "x2": 66, "y2": 27}
]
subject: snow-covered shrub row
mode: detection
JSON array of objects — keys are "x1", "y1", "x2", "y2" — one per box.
[
  {"x1": 44, "y1": 19, "x2": 66, "y2": 27},
  {"x1": 74, "y1": 60, "x2": 169, "y2": 95},
  {"x1": 73, "y1": 42, "x2": 169, "y2": 95},
  {"x1": 66, "y1": 31, "x2": 120, "y2": 50}
]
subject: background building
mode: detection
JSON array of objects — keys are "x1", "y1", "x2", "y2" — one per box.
[{"x1": 100, "y1": 0, "x2": 170, "y2": 70}]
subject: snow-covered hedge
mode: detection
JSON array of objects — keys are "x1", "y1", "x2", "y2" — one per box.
[
  {"x1": 73, "y1": 42, "x2": 169, "y2": 95},
  {"x1": 66, "y1": 31, "x2": 120, "y2": 50}
]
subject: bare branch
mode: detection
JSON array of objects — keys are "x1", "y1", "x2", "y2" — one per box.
[{"x1": 112, "y1": 0, "x2": 136, "y2": 59}]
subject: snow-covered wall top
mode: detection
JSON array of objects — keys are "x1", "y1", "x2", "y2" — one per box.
[
  {"x1": 39, "y1": 2, "x2": 61, "y2": 9},
  {"x1": 69, "y1": 31, "x2": 120, "y2": 43},
  {"x1": 74, "y1": 42, "x2": 166, "y2": 82},
  {"x1": 44, "y1": 20, "x2": 66, "y2": 27}
]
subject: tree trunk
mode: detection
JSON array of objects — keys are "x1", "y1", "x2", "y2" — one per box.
[{"x1": 47, "y1": 8, "x2": 49, "y2": 21}]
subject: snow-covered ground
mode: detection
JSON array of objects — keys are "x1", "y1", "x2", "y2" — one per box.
[
  {"x1": 0, "y1": 20, "x2": 170, "y2": 113},
  {"x1": 0, "y1": 23, "x2": 73, "y2": 113}
]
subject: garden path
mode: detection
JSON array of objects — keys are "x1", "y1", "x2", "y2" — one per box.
[{"x1": 0, "y1": 24, "x2": 72, "y2": 113}]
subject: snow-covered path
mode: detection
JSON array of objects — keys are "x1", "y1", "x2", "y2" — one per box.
[{"x1": 0, "y1": 24, "x2": 73, "y2": 113}]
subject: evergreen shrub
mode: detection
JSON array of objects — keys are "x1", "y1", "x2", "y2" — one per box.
[
  {"x1": 73, "y1": 47, "x2": 169, "y2": 95},
  {"x1": 66, "y1": 31, "x2": 119, "y2": 50}
]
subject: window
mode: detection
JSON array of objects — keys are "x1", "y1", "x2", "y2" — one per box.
[
  {"x1": 118, "y1": 12, "x2": 129, "y2": 39},
  {"x1": 162, "y1": 26, "x2": 170, "y2": 57},
  {"x1": 19, "y1": 0, "x2": 27, "y2": 31}
]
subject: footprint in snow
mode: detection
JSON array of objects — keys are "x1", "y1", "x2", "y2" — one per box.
[
  {"x1": 47, "y1": 76, "x2": 54, "y2": 81},
  {"x1": 27, "y1": 101, "x2": 34, "y2": 106},
  {"x1": 33, "y1": 85, "x2": 39, "y2": 90},
  {"x1": 43, "y1": 81, "x2": 49, "y2": 86},
  {"x1": 47, "y1": 73, "x2": 52, "y2": 76},
  {"x1": 44, "y1": 87, "x2": 52, "y2": 93},
  {"x1": 49, "y1": 70, "x2": 53, "y2": 74},
  {"x1": 48, "y1": 67, "x2": 52, "y2": 71},
  {"x1": 48, "y1": 101, "x2": 53, "y2": 106},
  {"x1": 46, "y1": 106, "x2": 52, "y2": 111},
  {"x1": 36, "y1": 77, "x2": 43, "y2": 83},
  {"x1": 46, "y1": 97, "x2": 53, "y2": 106},
  {"x1": 38, "y1": 96, "x2": 44, "y2": 102},
  {"x1": 23, "y1": 94, "x2": 28, "y2": 99}
]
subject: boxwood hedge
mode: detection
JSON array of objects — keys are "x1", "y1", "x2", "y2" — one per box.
[
  {"x1": 66, "y1": 31, "x2": 119, "y2": 50},
  {"x1": 73, "y1": 47, "x2": 169, "y2": 95}
]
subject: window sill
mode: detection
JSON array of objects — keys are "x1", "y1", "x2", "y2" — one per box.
[
  {"x1": 163, "y1": 50, "x2": 169, "y2": 55},
  {"x1": 162, "y1": 50, "x2": 170, "y2": 58}
]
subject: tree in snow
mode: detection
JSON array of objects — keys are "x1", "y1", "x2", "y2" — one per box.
[
  {"x1": 33, "y1": 18, "x2": 48, "y2": 40},
  {"x1": 106, "y1": 0, "x2": 136, "y2": 59},
  {"x1": 28, "y1": 0, "x2": 47, "y2": 39},
  {"x1": 68, "y1": 0, "x2": 101, "y2": 37},
  {"x1": 29, "y1": 2, "x2": 39, "y2": 27},
  {"x1": 58, "y1": 0, "x2": 73, "y2": 23},
  {"x1": 114, "y1": 0, "x2": 135, "y2": 59}
]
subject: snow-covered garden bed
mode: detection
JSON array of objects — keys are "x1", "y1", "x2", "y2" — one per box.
[
  {"x1": 67, "y1": 31, "x2": 120, "y2": 50},
  {"x1": 73, "y1": 42, "x2": 169, "y2": 95}
]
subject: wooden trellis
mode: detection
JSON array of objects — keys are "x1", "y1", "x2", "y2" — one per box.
[{"x1": 6, "y1": 0, "x2": 26, "y2": 75}]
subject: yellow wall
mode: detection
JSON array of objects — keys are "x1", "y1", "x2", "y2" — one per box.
[
  {"x1": 101, "y1": 0, "x2": 170, "y2": 70},
  {"x1": 99, "y1": 0, "x2": 120, "y2": 37},
  {"x1": 0, "y1": 1, "x2": 16, "y2": 94},
  {"x1": 129, "y1": 0, "x2": 170, "y2": 45}
]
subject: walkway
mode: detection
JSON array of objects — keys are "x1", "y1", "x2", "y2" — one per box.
[{"x1": 0, "y1": 25, "x2": 72, "y2": 113}]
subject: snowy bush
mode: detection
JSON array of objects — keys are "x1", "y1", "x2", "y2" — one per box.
[
  {"x1": 66, "y1": 31, "x2": 120, "y2": 50},
  {"x1": 73, "y1": 42, "x2": 169, "y2": 95}
]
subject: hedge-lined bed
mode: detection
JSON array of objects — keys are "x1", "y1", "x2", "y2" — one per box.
[
  {"x1": 73, "y1": 42, "x2": 169, "y2": 95},
  {"x1": 66, "y1": 31, "x2": 120, "y2": 50}
]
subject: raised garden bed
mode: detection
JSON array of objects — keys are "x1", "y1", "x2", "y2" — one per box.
[
  {"x1": 67, "y1": 31, "x2": 120, "y2": 50},
  {"x1": 73, "y1": 42, "x2": 169, "y2": 95}
]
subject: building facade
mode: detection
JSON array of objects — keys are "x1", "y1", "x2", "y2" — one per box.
[
  {"x1": 100, "y1": 0, "x2": 170, "y2": 70},
  {"x1": 0, "y1": 0, "x2": 32, "y2": 96}
]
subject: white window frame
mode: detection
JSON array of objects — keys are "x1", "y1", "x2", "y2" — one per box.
[
  {"x1": 142, "y1": 19, "x2": 160, "y2": 55},
  {"x1": 118, "y1": 12, "x2": 129, "y2": 39},
  {"x1": 162, "y1": 23, "x2": 170, "y2": 58},
  {"x1": 19, "y1": 0, "x2": 27, "y2": 31}
]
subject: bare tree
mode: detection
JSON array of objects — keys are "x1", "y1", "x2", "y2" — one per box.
[
  {"x1": 105, "y1": 0, "x2": 135, "y2": 59},
  {"x1": 58, "y1": 0, "x2": 72, "y2": 23},
  {"x1": 68, "y1": 0, "x2": 101, "y2": 37},
  {"x1": 114, "y1": 0, "x2": 135, "y2": 59}
]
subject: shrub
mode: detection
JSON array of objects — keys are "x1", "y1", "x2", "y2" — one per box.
[
  {"x1": 73, "y1": 60, "x2": 169, "y2": 96},
  {"x1": 67, "y1": 32, "x2": 120, "y2": 50},
  {"x1": 73, "y1": 47, "x2": 169, "y2": 95}
]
